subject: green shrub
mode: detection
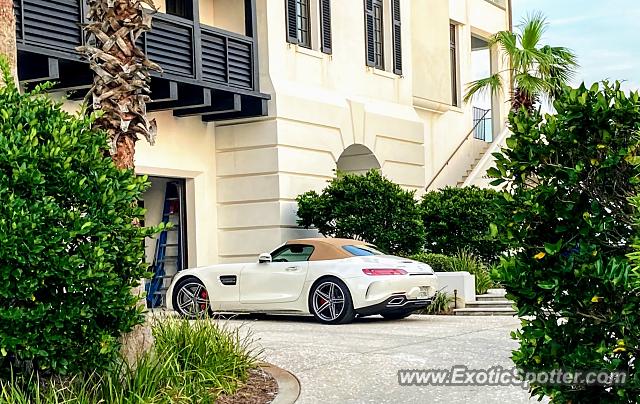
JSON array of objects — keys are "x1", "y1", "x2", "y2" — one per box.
[
  {"x1": 296, "y1": 170, "x2": 425, "y2": 255},
  {"x1": 420, "y1": 186, "x2": 506, "y2": 263},
  {"x1": 409, "y1": 252, "x2": 455, "y2": 272},
  {"x1": 0, "y1": 317, "x2": 260, "y2": 403},
  {"x1": 491, "y1": 82, "x2": 640, "y2": 402},
  {"x1": 411, "y1": 250, "x2": 494, "y2": 294},
  {"x1": 449, "y1": 250, "x2": 494, "y2": 295},
  {"x1": 153, "y1": 317, "x2": 259, "y2": 396},
  {"x1": 0, "y1": 61, "x2": 159, "y2": 376},
  {"x1": 422, "y1": 290, "x2": 454, "y2": 315}
]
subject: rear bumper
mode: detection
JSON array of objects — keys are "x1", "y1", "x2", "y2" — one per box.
[
  {"x1": 356, "y1": 294, "x2": 432, "y2": 316},
  {"x1": 346, "y1": 273, "x2": 438, "y2": 310}
]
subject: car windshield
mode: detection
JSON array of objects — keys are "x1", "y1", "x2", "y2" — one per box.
[{"x1": 343, "y1": 245, "x2": 385, "y2": 256}]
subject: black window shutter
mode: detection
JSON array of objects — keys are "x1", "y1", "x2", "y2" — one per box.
[
  {"x1": 320, "y1": 0, "x2": 332, "y2": 54},
  {"x1": 364, "y1": 0, "x2": 375, "y2": 66},
  {"x1": 285, "y1": 0, "x2": 298, "y2": 44},
  {"x1": 392, "y1": 0, "x2": 402, "y2": 75}
]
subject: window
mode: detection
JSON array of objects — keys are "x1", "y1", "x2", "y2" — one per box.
[
  {"x1": 295, "y1": 0, "x2": 312, "y2": 48},
  {"x1": 365, "y1": 0, "x2": 402, "y2": 74},
  {"x1": 271, "y1": 245, "x2": 315, "y2": 262},
  {"x1": 450, "y1": 24, "x2": 459, "y2": 107},
  {"x1": 166, "y1": 0, "x2": 192, "y2": 19},
  {"x1": 285, "y1": 0, "x2": 332, "y2": 53},
  {"x1": 343, "y1": 245, "x2": 386, "y2": 256},
  {"x1": 372, "y1": 1, "x2": 384, "y2": 69}
]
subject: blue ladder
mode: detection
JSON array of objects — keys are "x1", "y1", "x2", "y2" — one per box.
[{"x1": 146, "y1": 182, "x2": 183, "y2": 308}]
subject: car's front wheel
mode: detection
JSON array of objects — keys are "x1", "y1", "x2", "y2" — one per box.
[
  {"x1": 172, "y1": 277, "x2": 211, "y2": 319},
  {"x1": 309, "y1": 278, "x2": 356, "y2": 324}
]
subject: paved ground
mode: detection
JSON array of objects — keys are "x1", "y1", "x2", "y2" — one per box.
[{"x1": 223, "y1": 314, "x2": 546, "y2": 404}]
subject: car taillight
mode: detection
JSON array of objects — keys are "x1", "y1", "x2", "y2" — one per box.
[{"x1": 362, "y1": 268, "x2": 408, "y2": 276}]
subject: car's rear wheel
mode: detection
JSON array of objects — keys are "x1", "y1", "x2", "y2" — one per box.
[
  {"x1": 173, "y1": 278, "x2": 211, "y2": 319},
  {"x1": 381, "y1": 310, "x2": 413, "y2": 320},
  {"x1": 309, "y1": 278, "x2": 356, "y2": 324}
]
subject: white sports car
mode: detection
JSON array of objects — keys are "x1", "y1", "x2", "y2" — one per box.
[{"x1": 166, "y1": 238, "x2": 437, "y2": 324}]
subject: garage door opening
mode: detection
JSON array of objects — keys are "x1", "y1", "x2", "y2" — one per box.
[{"x1": 142, "y1": 176, "x2": 188, "y2": 308}]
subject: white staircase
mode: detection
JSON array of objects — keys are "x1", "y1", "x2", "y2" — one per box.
[
  {"x1": 461, "y1": 126, "x2": 511, "y2": 188},
  {"x1": 456, "y1": 142, "x2": 491, "y2": 187},
  {"x1": 454, "y1": 288, "x2": 516, "y2": 316}
]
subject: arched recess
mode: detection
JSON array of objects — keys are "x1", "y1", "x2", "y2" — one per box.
[{"x1": 336, "y1": 144, "x2": 381, "y2": 175}]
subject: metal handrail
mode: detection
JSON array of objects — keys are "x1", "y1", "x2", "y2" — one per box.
[{"x1": 425, "y1": 108, "x2": 491, "y2": 191}]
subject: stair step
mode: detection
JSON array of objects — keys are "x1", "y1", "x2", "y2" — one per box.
[
  {"x1": 477, "y1": 294, "x2": 508, "y2": 302},
  {"x1": 454, "y1": 307, "x2": 516, "y2": 316},
  {"x1": 465, "y1": 301, "x2": 513, "y2": 309},
  {"x1": 487, "y1": 288, "x2": 506, "y2": 294}
]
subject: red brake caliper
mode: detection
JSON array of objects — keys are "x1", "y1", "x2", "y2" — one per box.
[{"x1": 200, "y1": 290, "x2": 208, "y2": 310}]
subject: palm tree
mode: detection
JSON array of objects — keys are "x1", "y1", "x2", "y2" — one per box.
[
  {"x1": 78, "y1": 0, "x2": 161, "y2": 170},
  {"x1": 0, "y1": 0, "x2": 17, "y2": 86},
  {"x1": 464, "y1": 12, "x2": 578, "y2": 112},
  {"x1": 77, "y1": 0, "x2": 161, "y2": 363}
]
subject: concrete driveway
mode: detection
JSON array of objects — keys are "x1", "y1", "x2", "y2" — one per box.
[{"x1": 225, "y1": 315, "x2": 545, "y2": 403}]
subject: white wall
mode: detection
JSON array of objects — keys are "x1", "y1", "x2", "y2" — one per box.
[
  {"x1": 421, "y1": 0, "x2": 510, "y2": 189},
  {"x1": 136, "y1": 112, "x2": 219, "y2": 268}
]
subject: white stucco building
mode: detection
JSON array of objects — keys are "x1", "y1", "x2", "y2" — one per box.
[
  {"x1": 13, "y1": 0, "x2": 511, "y2": 298},
  {"x1": 141, "y1": 0, "x2": 512, "y2": 269}
]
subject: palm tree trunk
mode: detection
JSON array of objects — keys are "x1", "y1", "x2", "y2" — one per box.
[
  {"x1": 78, "y1": 0, "x2": 161, "y2": 365},
  {"x1": 79, "y1": 0, "x2": 161, "y2": 166},
  {"x1": 0, "y1": 0, "x2": 18, "y2": 86}
]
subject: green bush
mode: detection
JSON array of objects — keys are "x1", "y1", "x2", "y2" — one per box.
[
  {"x1": 0, "y1": 318, "x2": 260, "y2": 403},
  {"x1": 491, "y1": 82, "x2": 640, "y2": 402},
  {"x1": 296, "y1": 170, "x2": 425, "y2": 255},
  {"x1": 420, "y1": 186, "x2": 506, "y2": 263},
  {"x1": 422, "y1": 290, "x2": 454, "y2": 315},
  {"x1": 449, "y1": 250, "x2": 494, "y2": 295},
  {"x1": 0, "y1": 62, "x2": 158, "y2": 376},
  {"x1": 153, "y1": 317, "x2": 258, "y2": 395},
  {"x1": 409, "y1": 253, "x2": 455, "y2": 272},
  {"x1": 410, "y1": 250, "x2": 494, "y2": 294}
]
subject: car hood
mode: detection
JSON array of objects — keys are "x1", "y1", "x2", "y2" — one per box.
[{"x1": 349, "y1": 255, "x2": 434, "y2": 274}]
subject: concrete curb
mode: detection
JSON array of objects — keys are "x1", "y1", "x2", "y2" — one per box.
[{"x1": 261, "y1": 363, "x2": 301, "y2": 404}]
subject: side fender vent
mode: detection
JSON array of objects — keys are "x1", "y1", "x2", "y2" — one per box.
[{"x1": 219, "y1": 275, "x2": 237, "y2": 286}]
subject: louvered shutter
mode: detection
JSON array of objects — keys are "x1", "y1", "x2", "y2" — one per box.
[
  {"x1": 364, "y1": 0, "x2": 375, "y2": 66},
  {"x1": 285, "y1": 0, "x2": 298, "y2": 44},
  {"x1": 391, "y1": 0, "x2": 402, "y2": 75},
  {"x1": 320, "y1": 0, "x2": 332, "y2": 54}
]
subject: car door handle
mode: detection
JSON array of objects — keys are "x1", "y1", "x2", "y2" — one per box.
[{"x1": 285, "y1": 266, "x2": 299, "y2": 272}]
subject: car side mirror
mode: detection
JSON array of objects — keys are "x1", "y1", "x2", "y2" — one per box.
[{"x1": 259, "y1": 253, "x2": 272, "y2": 263}]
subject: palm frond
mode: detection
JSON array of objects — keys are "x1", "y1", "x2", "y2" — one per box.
[
  {"x1": 464, "y1": 74, "x2": 503, "y2": 104},
  {"x1": 519, "y1": 11, "x2": 547, "y2": 51},
  {"x1": 491, "y1": 30, "x2": 518, "y2": 57},
  {"x1": 537, "y1": 45, "x2": 579, "y2": 97},
  {"x1": 513, "y1": 73, "x2": 548, "y2": 99}
]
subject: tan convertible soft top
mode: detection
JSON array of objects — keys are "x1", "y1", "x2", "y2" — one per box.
[{"x1": 285, "y1": 238, "x2": 370, "y2": 261}]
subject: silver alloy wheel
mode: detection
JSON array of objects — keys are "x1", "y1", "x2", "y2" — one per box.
[
  {"x1": 312, "y1": 281, "x2": 346, "y2": 322},
  {"x1": 176, "y1": 281, "x2": 210, "y2": 316}
]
